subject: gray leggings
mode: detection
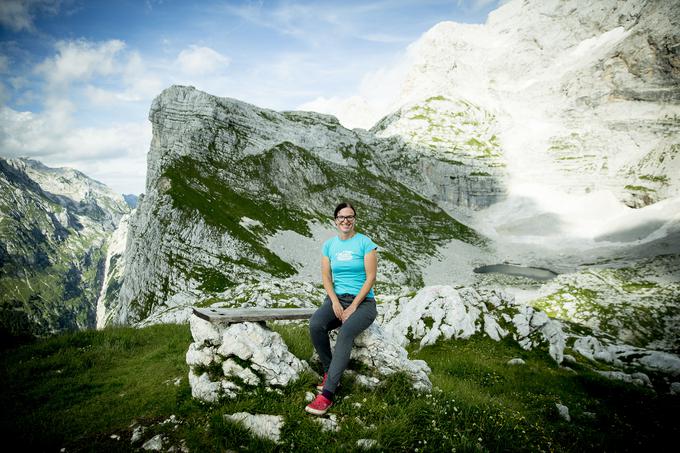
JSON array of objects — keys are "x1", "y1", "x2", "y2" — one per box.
[{"x1": 309, "y1": 294, "x2": 377, "y2": 393}]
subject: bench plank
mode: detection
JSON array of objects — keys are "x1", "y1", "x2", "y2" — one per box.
[{"x1": 193, "y1": 307, "x2": 316, "y2": 323}]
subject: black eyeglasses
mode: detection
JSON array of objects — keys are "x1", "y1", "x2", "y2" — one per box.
[{"x1": 335, "y1": 215, "x2": 355, "y2": 222}]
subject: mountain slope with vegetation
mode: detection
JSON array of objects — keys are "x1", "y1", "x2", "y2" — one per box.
[
  {"x1": 0, "y1": 157, "x2": 129, "y2": 339},
  {"x1": 111, "y1": 86, "x2": 485, "y2": 325}
]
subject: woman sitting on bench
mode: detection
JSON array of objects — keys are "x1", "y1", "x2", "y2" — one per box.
[{"x1": 305, "y1": 202, "x2": 378, "y2": 416}]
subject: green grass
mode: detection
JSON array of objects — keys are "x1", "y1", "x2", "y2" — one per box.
[
  {"x1": 638, "y1": 174, "x2": 669, "y2": 184},
  {"x1": 2, "y1": 324, "x2": 678, "y2": 452},
  {"x1": 624, "y1": 185, "x2": 655, "y2": 193}
]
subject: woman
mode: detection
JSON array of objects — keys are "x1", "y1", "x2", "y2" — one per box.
[{"x1": 305, "y1": 202, "x2": 378, "y2": 416}]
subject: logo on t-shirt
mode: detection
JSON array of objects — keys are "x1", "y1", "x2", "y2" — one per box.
[{"x1": 336, "y1": 250, "x2": 353, "y2": 261}]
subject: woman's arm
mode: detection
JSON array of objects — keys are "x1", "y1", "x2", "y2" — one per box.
[
  {"x1": 322, "y1": 256, "x2": 344, "y2": 319},
  {"x1": 341, "y1": 249, "x2": 377, "y2": 322}
]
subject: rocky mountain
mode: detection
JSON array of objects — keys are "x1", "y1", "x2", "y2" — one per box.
[
  {"x1": 101, "y1": 0, "x2": 679, "y2": 357},
  {"x1": 0, "y1": 157, "x2": 129, "y2": 338},
  {"x1": 109, "y1": 86, "x2": 484, "y2": 325},
  {"x1": 367, "y1": 0, "x2": 680, "y2": 211},
  {"x1": 4, "y1": 0, "x2": 678, "y2": 372}
]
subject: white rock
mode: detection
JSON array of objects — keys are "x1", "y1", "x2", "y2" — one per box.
[
  {"x1": 131, "y1": 425, "x2": 145, "y2": 443},
  {"x1": 305, "y1": 392, "x2": 315, "y2": 402},
  {"x1": 189, "y1": 315, "x2": 222, "y2": 346},
  {"x1": 670, "y1": 382, "x2": 680, "y2": 395},
  {"x1": 188, "y1": 370, "x2": 238, "y2": 402},
  {"x1": 357, "y1": 439, "x2": 378, "y2": 449},
  {"x1": 596, "y1": 371, "x2": 653, "y2": 388},
  {"x1": 338, "y1": 323, "x2": 432, "y2": 392},
  {"x1": 216, "y1": 322, "x2": 308, "y2": 386},
  {"x1": 507, "y1": 358, "x2": 525, "y2": 365},
  {"x1": 222, "y1": 359, "x2": 261, "y2": 386},
  {"x1": 563, "y1": 354, "x2": 577, "y2": 364},
  {"x1": 484, "y1": 314, "x2": 508, "y2": 341},
  {"x1": 185, "y1": 342, "x2": 215, "y2": 366},
  {"x1": 556, "y1": 403, "x2": 571, "y2": 422},
  {"x1": 382, "y1": 285, "x2": 565, "y2": 363},
  {"x1": 574, "y1": 336, "x2": 680, "y2": 377},
  {"x1": 187, "y1": 321, "x2": 308, "y2": 401},
  {"x1": 314, "y1": 414, "x2": 340, "y2": 432},
  {"x1": 161, "y1": 415, "x2": 179, "y2": 425},
  {"x1": 142, "y1": 434, "x2": 164, "y2": 451},
  {"x1": 354, "y1": 373, "x2": 381, "y2": 389},
  {"x1": 224, "y1": 412, "x2": 284, "y2": 444}
]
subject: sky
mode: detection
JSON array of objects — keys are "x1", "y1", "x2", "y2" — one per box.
[{"x1": 0, "y1": 0, "x2": 502, "y2": 195}]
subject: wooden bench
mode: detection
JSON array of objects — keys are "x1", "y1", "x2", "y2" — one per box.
[{"x1": 192, "y1": 307, "x2": 316, "y2": 324}]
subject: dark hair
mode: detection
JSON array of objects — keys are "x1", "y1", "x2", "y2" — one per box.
[{"x1": 334, "y1": 202, "x2": 356, "y2": 218}]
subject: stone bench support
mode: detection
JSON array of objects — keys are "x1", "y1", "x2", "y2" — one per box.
[{"x1": 187, "y1": 306, "x2": 432, "y2": 402}]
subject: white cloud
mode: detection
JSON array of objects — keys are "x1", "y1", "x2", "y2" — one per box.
[
  {"x1": 0, "y1": 82, "x2": 8, "y2": 105},
  {"x1": 297, "y1": 49, "x2": 413, "y2": 129},
  {"x1": 31, "y1": 40, "x2": 166, "y2": 106},
  {"x1": 0, "y1": 0, "x2": 63, "y2": 31},
  {"x1": 0, "y1": 105, "x2": 150, "y2": 193},
  {"x1": 36, "y1": 39, "x2": 126, "y2": 86},
  {"x1": 457, "y1": 0, "x2": 498, "y2": 12},
  {"x1": 0, "y1": 54, "x2": 9, "y2": 72},
  {"x1": 1, "y1": 37, "x2": 162, "y2": 194},
  {"x1": 175, "y1": 46, "x2": 230, "y2": 76},
  {"x1": 298, "y1": 95, "x2": 379, "y2": 130},
  {"x1": 0, "y1": 0, "x2": 36, "y2": 32},
  {"x1": 360, "y1": 33, "x2": 411, "y2": 44}
]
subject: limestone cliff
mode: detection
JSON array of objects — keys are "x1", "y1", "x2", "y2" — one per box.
[
  {"x1": 344, "y1": 0, "x2": 680, "y2": 209},
  {"x1": 111, "y1": 86, "x2": 483, "y2": 325}
]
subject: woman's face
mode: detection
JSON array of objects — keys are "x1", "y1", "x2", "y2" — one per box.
[{"x1": 335, "y1": 207, "x2": 356, "y2": 234}]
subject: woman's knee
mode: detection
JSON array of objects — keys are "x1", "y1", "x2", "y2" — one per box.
[
  {"x1": 309, "y1": 316, "x2": 324, "y2": 333},
  {"x1": 335, "y1": 328, "x2": 359, "y2": 347}
]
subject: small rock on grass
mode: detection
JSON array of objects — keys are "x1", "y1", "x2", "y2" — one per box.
[
  {"x1": 357, "y1": 439, "x2": 378, "y2": 449},
  {"x1": 131, "y1": 425, "x2": 146, "y2": 443},
  {"x1": 555, "y1": 403, "x2": 571, "y2": 422},
  {"x1": 670, "y1": 382, "x2": 680, "y2": 395},
  {"x1": 314, "y1": 414, "x2": 340, "y2": 432},
  {"x1": 507, "y1": 358, "x2": 525, "y2": 365},
  {"x1": 225, "y1": 412, "x2": 284, "y2": 444},
  {"x1": 142, "y1": 434, "x2": 164, "y2": 451},
  {"x1": 563, "y1": 354, "x2": 577, "y2": 364}
]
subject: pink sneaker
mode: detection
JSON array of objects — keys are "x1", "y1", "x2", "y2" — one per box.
[
  {"x1": 316, "y1": 373, "x2": 328, "y2": 392},
  {"x1": 316, "y1": 373, "x2": 339, "y2": 393},
  {"x1": 305, "y1": 394, "x2": 333, "y2": 416}
]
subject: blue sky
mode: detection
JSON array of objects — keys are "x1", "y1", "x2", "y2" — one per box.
[{"x1": 0, "y1": 0, "x2": 501, "y2": 194}]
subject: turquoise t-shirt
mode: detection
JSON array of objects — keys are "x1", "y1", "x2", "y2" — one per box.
[{"x1": 322, "y1": 233, "x2": 378, "y2": 298}]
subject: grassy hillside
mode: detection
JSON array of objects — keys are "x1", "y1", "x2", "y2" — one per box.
[{"x1": 1, "y1": 323, "x2": 678, "y2": 452}]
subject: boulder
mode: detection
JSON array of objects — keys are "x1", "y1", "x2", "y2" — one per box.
[
  {"x1": 224, "y1": 413, "x2": 284, "y2": 444},
  {"x1": 380, "y1": 285, "x2": 566, "y2": 363},
  {"x1": 326, "y1": 323, "x2": 432, "y2": 392},
  {"x1": 186, "y1": 316, "x2": 308, "y2": 402}
]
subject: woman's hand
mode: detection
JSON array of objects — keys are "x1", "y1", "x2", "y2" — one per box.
[
  {"x1": 340, "y1": 304, "x2": 357, "y2": 323},
  {"x1": 332, "y1": 300, "x2": 344, "y2": 319}
]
